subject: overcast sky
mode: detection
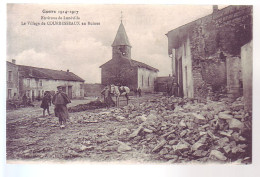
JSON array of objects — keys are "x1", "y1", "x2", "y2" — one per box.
[{"x1": 7, "y1": 4, "x2": 228, "y2": 83}]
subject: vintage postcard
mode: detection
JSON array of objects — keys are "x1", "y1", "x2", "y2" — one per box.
[{"x1": 3, "y1": 2, "x2": 258, "y2": 177}]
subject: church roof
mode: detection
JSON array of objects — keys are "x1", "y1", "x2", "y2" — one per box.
[
  {"x1": 100, "y1": 57, "x2": 159, "y2": 72},
  {"x1": 112, "y1": 22, "x2": 131, "y2": 47}
]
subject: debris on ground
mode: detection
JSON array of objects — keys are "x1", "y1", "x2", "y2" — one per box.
[{"x1": 6, "y1": 95, "x2": 252, "y2": 163}]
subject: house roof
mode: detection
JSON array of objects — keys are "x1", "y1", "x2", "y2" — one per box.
[
  {"x1": 130, "y1": 59, "x2": 159, "y2": 72},
  {"x1": 100, "y1": 57, "x2": 159, "y2": 72},
  {"x1": 18, "y1": 65, "x2": 85, "y2": 82},
  {"x1": 112, "y1": 22, "x2": 131, "y2": 47}
]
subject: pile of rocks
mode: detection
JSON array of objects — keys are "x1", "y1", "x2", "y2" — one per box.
[
  {"x1": 115, "y1": 96, "x2": 251, "y2": 163},
  {"x1": 68, "y1": 101, "x2": 107, "y2": 113}
]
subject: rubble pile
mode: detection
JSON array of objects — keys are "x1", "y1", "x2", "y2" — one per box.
[
  {"x1": 105, "y1": 96, "x2": 252, "y2": 163},
  {"x1": 68, "y1": 100, "x2": 107, "y2": 113}
]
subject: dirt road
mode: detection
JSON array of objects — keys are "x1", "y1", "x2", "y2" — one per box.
[{"x1": 6, "y1": 95, "x2": 157, "y2": 163}]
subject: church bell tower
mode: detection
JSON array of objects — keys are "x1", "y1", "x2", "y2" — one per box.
[{"x1": 112, "y1": 20, "x2": 132, "y2": 59}]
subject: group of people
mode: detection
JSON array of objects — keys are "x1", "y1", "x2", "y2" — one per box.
[{"x1": 40, "y1": 86, "x2": 71, "y2": 129}]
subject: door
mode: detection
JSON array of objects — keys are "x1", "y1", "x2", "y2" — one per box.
[
  {"x1": 178, "y1": 57, "x2": 183, "y2": 97},
  {"x1": 68, "y1": 86, "x2": 72, "y2": 99}
]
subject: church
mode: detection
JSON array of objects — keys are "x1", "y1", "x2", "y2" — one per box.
[{"x1": 100, "y1": 20, "x2": 158, "y2": 92}]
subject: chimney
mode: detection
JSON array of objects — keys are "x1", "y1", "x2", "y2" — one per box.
[
  {"x1": 12, "y1": 59, "x2": 16, "y2": 64},
  {"x1": 67, "y1": 69, "x2": 69, "y2": 72},
  {"x1": 213, "y1": 5, "x2": 218, "y2": 13}
]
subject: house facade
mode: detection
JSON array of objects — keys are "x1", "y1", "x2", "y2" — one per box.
[
  {"x1": 166, "y1": 5, "x2": 252, "y2": 101},
  {"x1": 18, "y1": 65, "x2": 85, "y2": 99},
  {"x1": 6, "y1": 60, "x2": 85, "y2": 100},
  {"x1": 100, "y1": 21, "x2": 158, "y2": 92},
  {"x1": 6, "y1": 60, "x2": 19, "y2": 100}
]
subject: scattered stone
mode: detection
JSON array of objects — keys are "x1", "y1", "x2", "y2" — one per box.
[
  {"x1": 152, "y1": 139, "x2": 167, "y2": 153},
  {"x1": 191, "y1": 141, "x2": 204, "y2": 151},
  {"x1": 168, "y1": 140, "x2": 178, "y2": 145},
  {"x1": 179, "y1": 120, "x2": 186, "y2": 127},
  {"x1": 117, "y1": 142, "x2": 132, "y2": 152},
  {"x1": 119, "y1": 128, "x2": 130, "y2": 135},
  {"x1": 143, "y1": 128, "x2": 153, "y2": 133},
  {"x1": 219, "y1": 130, "x2": 233, "y2": 137},
  {"x1": 192, "y1": 113, "x2": 206, "y2": 120},
  {"x1": 136, "y1": 115, "x2": 147, "y2": 122},
  {"x1": 210, "y1": 150, "x2": 227, "y2": 161},
  {"x1": 116, "y1": 116, "x2": 126, "y2": 121},
  {"x1": 172, "y1": 142, "x2": 189, "y2": 152},
  {"x1": 159, "y1": 148, "x2": 169, "y2": 155},
  {"x1": 227, "y1": 119, "x2": 244, "y2": 130},
  {"x1": 180, "y1": 130, "x2": 187, "y2": 137},
  {"x1": 129, "y1": 125, "x2": 143, "y2": 139},
  {"x1": 218, "y1": 112, "x2": 233, "y2": 120}
]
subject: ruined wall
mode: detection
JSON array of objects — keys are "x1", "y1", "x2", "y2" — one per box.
[
  {"x1": 241, "y1": 41, "x2": 252, "y2": 112},
  {"x1": 226, "y1": 57, "x2": 242, "y2": 100},
  {"x1": 189, "y1": 6, "x2": 252, "y2": 98},
  {"x1": 167, "y1": 6, "x2": 252, "y2": 99}
]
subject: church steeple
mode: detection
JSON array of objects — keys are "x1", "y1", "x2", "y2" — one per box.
[{"x1": 112, "y1": 19, "x2": 132, "y2": 59}]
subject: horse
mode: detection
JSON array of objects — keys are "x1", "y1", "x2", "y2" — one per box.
[{"x1": 110, "y1": 84, "x2": 130, "y2": 107}]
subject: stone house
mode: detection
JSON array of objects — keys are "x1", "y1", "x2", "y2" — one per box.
[
  {"x1": 6, "y1": 60, "x2": 19, "y2": 100},
  {"x1": 166, "y1": 5, "x2": 252, "y2": 102},
  {"x1": 17, "y1": 64, "x2": 85, "y2": 100},
  {"x1": 154, "y1": 76, "x2": 175, "y2": 93},
  {"x1": 100, "y1": 22, "x2": 159, "y2": 92}
]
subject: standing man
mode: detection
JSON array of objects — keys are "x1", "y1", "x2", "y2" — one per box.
[
  {"x1": 40, "y1": 92, "x2": 51, "y2": 117},
  {"x1": 52, "y1": 86, "x2": 71, "y2": 129},
  {"x1": 101, "y1": 85, "x2": 115, "y2": 108},
  {"x1": 137, "y1": 87, "x2": 142, "y2": 97}
]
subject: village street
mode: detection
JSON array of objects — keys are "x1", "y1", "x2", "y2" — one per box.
[{"x1": 6, "y1": 94, "x2": 251, "y2": 164}]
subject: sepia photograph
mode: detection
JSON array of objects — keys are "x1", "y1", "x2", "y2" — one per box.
[
  {"x1": 6, "y1": 3, "x2": 253, "y2": 163},
  {"x1": 2, "y1": 2, "x2": 259, "y2": 177}
]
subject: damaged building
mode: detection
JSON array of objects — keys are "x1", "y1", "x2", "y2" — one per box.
[
  {"x1": 166, "y1": 5, "x2": 252, "y2": 111},
  {"x1": 100, "y1": 21, "x2": 159, "y2": 92}
]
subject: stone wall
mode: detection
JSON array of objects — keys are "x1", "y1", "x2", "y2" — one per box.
[
  {"x1": 168, "y1": 5, "x2": 252, "y2": 99},
  {"x1": 84, "y1": 83, "x2": 105, "y2": 97},
  {"x1": 137, "y1": 68, "x2": 157, "y2": 92},
  {"x1": 226, "y1": 57, "x2": 242, "y2": 100},
  {"x1": 101, "y1": 58, "x2": 138, "y2": 90}
]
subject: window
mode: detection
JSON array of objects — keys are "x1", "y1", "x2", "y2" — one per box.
[
  {"x1": 8, "y1": 89, "x2": 12, "y2": 99},
  {"x1": 8, "y1": 71, "x2": 12, "y2": 82},
  {"x1": 39, "y1": 80, "x2": 43, "y2": 87},
  {"x1": 27, "y1": 79, "x2": 30, "y2": 87},
  {"x1": 148, "y1": 76, "x2": 150, "y2": 86},
  {"x1": 142, "y1": 75, "x2": 143, "y2": 87}
]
